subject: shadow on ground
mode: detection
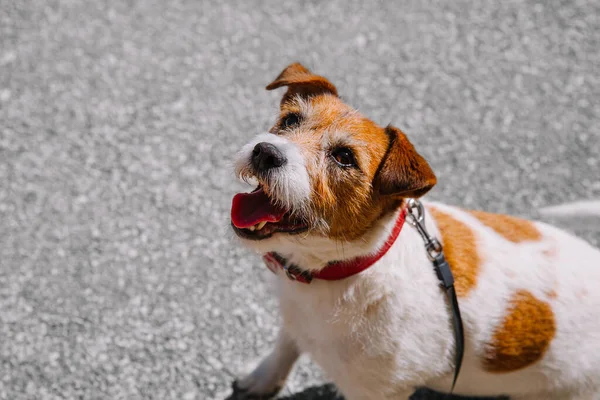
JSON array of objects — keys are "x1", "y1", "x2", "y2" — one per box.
[{"x1": 226, "y1": 384, "x2": 508, "y2": 400}]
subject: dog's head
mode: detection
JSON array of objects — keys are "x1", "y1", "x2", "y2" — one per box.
[{"x1": 231, "y1": 63, "x2": 436, "y2": 256}]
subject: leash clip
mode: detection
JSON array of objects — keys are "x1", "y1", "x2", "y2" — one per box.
[
  {"x1": 406, "y1": 199, "x2": 442, "y2": 261},
  {"x1": 406, "y1": 198, "x2": 464, "y2": 393}
]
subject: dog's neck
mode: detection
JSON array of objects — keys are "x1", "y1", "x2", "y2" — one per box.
[{"x1": 273, "y1": 207, "x2": 407, "y2": 273}]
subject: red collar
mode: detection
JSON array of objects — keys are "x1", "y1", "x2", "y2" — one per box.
[{"x1": 262, "y1": 208, "x2": 407, "y2": 284}]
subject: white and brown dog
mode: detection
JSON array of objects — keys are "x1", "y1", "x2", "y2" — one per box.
[{"x1": 230, "y1": 63, "x2": 600, "y2": 400}]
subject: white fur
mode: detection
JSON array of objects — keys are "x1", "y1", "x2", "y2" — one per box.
[
  {"x1": 235, "y1": 331, "x2": 299, "y2": 395},
  {"x1": 234, "y1": 132, "x2": 311, "y2": 213},
  {"x1": 236, "y1": 202, "x2": 600, "y2": 399}
]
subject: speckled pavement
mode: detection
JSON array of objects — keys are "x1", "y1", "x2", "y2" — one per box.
[{"x1": 1, "y1": 1, "x2": 598, "y2": 399}]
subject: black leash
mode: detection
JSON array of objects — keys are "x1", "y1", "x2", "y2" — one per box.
[{"x1": 406, "y1": 199, "x2": 465, "y2": 393}]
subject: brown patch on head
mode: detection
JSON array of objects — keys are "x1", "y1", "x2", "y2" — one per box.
[
  {"x1": 483, "y1": 290, "x2": 556, "y2": 373},
  {"x1": 427, "y1": 206, "x2": 481, "y2": 296},
  {"x1": 469, "y1": 210, "x2": 542, "y2": 243},
  {"x1": 264, "y1": 64, "x2": 437, "y2": 241},
  {"x1": 302, "y1": 106, "x2": 398, "y2": 240},
  {"x1": 266, "y1": 63, "x2": 338, "y2": 106},
  {"x1": 305, "y1": 118, "x2": 436, "y2": 240}
]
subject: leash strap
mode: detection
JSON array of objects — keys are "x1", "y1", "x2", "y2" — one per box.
[
  {"x1": 432, "y1": 252, "x2": 465, "y2": 392},
  {"x1": 406, "y1": 199, "x2": 464, "y2": 393}
]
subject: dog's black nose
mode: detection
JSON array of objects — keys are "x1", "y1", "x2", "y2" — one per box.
[{"x1": 251, "y1": 142, "x2": 287, "y2": 171}]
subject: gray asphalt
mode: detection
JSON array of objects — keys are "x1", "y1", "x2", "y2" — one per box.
[{"x1": 1, "y1": 1, "x2": 599, "y2": 399}]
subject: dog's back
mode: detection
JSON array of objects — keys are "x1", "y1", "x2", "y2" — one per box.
[{"x1": 425, "y1": 202, "x2": 600, "y2": 398}]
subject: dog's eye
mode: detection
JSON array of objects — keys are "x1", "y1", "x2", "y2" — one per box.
[
  {"x1": 331, "y1": 147, "x2": 356, "y2": 167},
  {"x1": 281, "y1": 113, "x2": 301, "y2": 129}
]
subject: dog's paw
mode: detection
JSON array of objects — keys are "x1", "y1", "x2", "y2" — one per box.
[{"x1": 230, "y1": 374, "x2": 282, "y2": 399}]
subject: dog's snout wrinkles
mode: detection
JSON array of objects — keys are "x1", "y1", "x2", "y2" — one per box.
[{"x1": 252, "y1": 142, "x2": 287, "y2": 171}]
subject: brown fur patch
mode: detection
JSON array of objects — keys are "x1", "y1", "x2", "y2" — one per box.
[
  {"x1": 469, "y1": 210, "x2": 542, "y2": 243},
  {"x1": 274, "y1": 93, "x2": 407, "y2": 240},
  {"x1": 376, "y1": 126, "x2": 437, "y2": 198},
  {"x1": 266, "y1": 63, "x2": 338, "y2": 106},
  {"x1": 427, "y1": 206, "x2": 481, "y2": 296},
  {"x1": 264, "y1": 63, "x2": 436, "y2": 242},
  {"x1": 484, "y1": 290, "x2": 556, "y2": 373}
]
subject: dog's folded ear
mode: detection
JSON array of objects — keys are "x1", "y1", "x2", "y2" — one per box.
[
  {"x1": 375, "y1": 125, "x2": 437, "y2": 198},
  {"x1": 266, "y1": 63, "x2": 338, "y2": 105}
]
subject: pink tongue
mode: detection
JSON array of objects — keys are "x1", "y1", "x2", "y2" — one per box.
[{"x1": 231, "y1": 188, "x2": 286, "y2": 228}]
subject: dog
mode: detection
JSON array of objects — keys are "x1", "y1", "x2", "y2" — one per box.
[{"x1": 229, "y1": 63, "x2": 600, "y2": 400}]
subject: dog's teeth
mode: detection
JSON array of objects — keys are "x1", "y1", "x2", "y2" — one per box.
[
  {"x1": 248, "y1": 226, "x2": 255, "y2": 231},
  {"x1": 256, "y1": 221, "x2": 267, "y2": 230}
]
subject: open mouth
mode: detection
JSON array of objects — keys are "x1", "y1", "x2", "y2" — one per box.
[{"x1": 231, "y1": 186, "x2": 308, "y2": 240}]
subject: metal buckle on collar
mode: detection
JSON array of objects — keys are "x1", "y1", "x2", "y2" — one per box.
[
  {"x1": 278, "y1": 257, "x2": 313, "y2": 283},
  {"x1": 283, "y1": 263, "x2": 297, "y2": 281}
]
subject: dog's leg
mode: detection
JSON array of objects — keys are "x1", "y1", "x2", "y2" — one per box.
[{"x1": 232, "y1": 329, "x2": 300, "y2": 399}]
